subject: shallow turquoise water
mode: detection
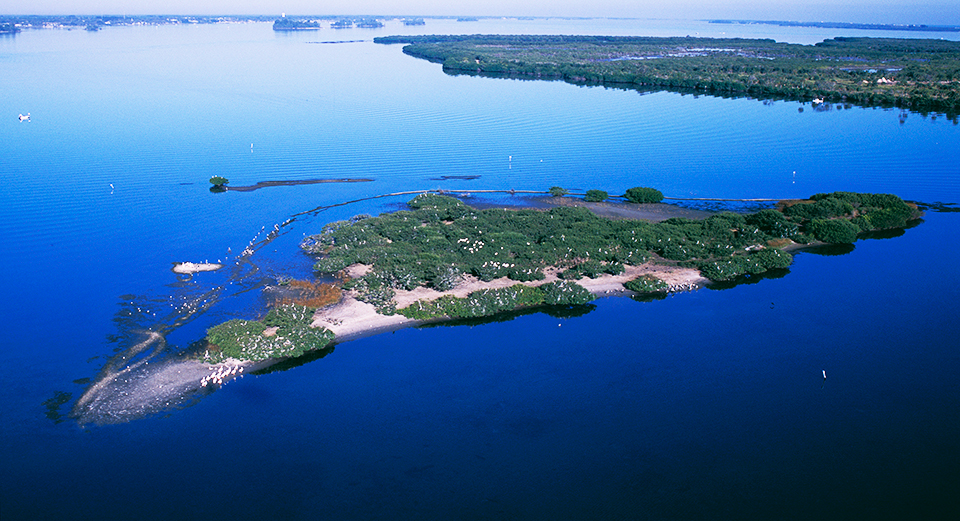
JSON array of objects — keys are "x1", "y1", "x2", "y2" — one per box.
[{"x1": 1, "y1": 19, "x2": 958, "y2": 520}]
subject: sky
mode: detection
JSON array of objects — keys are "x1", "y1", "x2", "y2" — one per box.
[{"x1": 5, "y1": 1, "x2": 960, "y2": 26}]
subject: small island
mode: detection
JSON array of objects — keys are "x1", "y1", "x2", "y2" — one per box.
[
  {"x1": 200, "y1": 189, "x2": 920, "y2": 366},
  {"x1": 374, "y1": 34, "x2": 960, "y2": 116},
  {"x1": 272, "y1": 17, "x2": 320, "y2": 31}
]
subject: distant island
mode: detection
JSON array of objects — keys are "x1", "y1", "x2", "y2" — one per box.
[
  {"x1": 273, "y1": 17, "x2": 320, "y2": 31},
  {"x1": 200, "y1": 189, "x2": 920, "y2": 364},
  {"x1": 709, "y1": 19, "x2": 960, "y2": 33},
  {"x1": 376, "y1": 34, "x2": 960, "y2": 116}
]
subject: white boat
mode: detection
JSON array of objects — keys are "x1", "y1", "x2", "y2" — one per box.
[
  {"x1": 812, "y1": 98, "x2": 824, "y2": 104},
  {"x1": 18, "y1": 113, "x2": 30, "y2": 122}
]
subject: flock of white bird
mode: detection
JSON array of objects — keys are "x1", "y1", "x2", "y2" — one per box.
[{"x1": 200, "y1": 365, "x2": 243, "y2": 387}]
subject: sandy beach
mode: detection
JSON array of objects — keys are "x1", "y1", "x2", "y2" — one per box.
[{"x1": 312, "y1": 262, "x2": 707, "y2": 343}]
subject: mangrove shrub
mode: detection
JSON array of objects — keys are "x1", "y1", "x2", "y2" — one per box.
[
  {"x1": 585, "y1": 190, "x2": 608, "y2": 202},
  {"x1": 624, "y1": 187, "x2": 665, "y2": 204}
]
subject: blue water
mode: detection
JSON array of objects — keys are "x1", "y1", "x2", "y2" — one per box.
[{"x1": 1, "y1": 19, "x2": 958, "y2": 520}]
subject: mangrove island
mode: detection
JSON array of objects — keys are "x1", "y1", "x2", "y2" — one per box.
[
  {"x1": 201, "y1": 189, "x2": 920, "y2": 365},
  {"x1": 374, "y1": 34, "x2": 960, "y2": 116}
]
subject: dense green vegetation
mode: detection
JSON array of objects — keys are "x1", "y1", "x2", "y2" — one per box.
[
  {"x1": 584, "y1": 189, "x2": 609, "y2": 202},
  {"x1": 624, "y1": 187, "x2": 665, "y2": 203},
  {"x1": 624, "y1": 274, "x2": 669, "y2": 293},
  {"x1": 783, "y1": 191, "x2": 918, "y2": 241},
  {"x1": 204, "y1": 304, "x2": 334, "y2": 362},
  {"x1": 209, "y1": 176, "x2": 229, "y2": 187},
  {"x1": 302, "y1": 191, "x2": 920, "y2": 295},
  {"x1": 397, "y1": 281, "x2": 594, "y2": 320},
  {"x1": 375, "y1": 35, "x2": 960, "y2": 116}
]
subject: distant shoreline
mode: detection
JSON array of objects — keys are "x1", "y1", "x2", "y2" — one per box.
[{"x1": 708, "y1": 19, "x2": 960, "y2": 33}]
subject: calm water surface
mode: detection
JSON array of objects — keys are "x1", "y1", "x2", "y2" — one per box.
[{"x1": 1, "y1": 19, "x2": 958, "y2": 520}]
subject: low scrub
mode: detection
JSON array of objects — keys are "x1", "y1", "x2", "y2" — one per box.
[
  {"x1": 205, "y1": 304, "x2": 333, "y2": 362},
  {"x1": 584, "y1": 189, "x2": 608, "y2": 202},
  {"x1": 624, "y1": 274, "x2": 669, "y2": 293},
  {"x1": 397, "y1": 281, "x2": 594, "y2": 320}
]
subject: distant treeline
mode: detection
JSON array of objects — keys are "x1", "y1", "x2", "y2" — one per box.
[
  {"x1": 709, "y1": 20, "x2": 960, "y2": 33},
  {"x1": 376, "y1": 34, "x2": 960, "y2": 116}
]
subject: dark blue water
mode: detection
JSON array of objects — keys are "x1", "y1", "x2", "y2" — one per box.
[{"x1": 1, "y1": 20, "x2": 958, "y2": 520}]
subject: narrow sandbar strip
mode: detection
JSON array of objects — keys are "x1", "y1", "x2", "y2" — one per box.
[{"x1": 172, "y1": 262, "x2": 223, "y2": 274}]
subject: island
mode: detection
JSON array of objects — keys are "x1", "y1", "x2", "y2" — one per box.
[
  {"x1": 200, "y1": 189, "x2": 920, "y2": 365},
  {"x1": 374, "y1": 34, "x2": 960, "y2": 116},
  {"x1": 69, "y1": 188, "x2": 921, "y2": 424},
  {"x1": 272, "y1": 17, "x2": 321, "y2": 31}
]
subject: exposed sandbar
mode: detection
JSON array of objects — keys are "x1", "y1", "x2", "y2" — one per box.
[
  {"x1": 226, "y1": 178, "x2": 374, "y2": 192},
  {"x1": 172, "y1": 262, "x2": 223, "y2": 274}
]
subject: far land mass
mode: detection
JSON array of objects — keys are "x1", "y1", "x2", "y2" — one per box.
[{"x1": 375, "y1": 34, "x2": 960, "y2": 116}]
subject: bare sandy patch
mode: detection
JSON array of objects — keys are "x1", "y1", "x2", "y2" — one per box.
[{"x1": 172, "y1": 262, "x2": 222, "y2": 274}]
